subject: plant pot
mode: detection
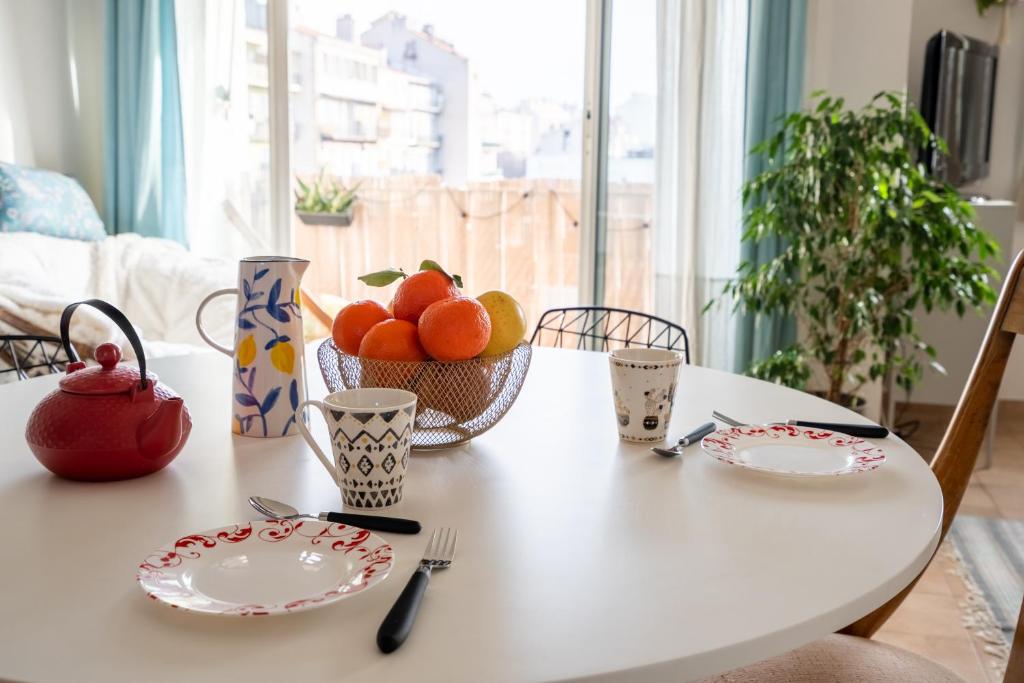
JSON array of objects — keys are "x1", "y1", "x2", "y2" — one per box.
[
  {"x1": 296, "y1": 210, "x2": 353, "y2": 227},
  {"x1": 811, "y1": 391, "x2": 866, "y2": 415}
]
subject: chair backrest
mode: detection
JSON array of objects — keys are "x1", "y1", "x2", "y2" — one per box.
[
  {"x1": 530, "y1": 307, "x2": 691, "y2": 363},
  {"x1": 0, "y1": 335, "x2": 73, "y2": 381},
  {"x1": 842, "y1": 249, "x2": 1024, "y2": 638},
  {"x1": 1007, "y1": 595, "x2": 1024, "y2": 683}
]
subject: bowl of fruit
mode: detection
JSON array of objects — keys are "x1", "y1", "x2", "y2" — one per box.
[{"x1": 318, "y1": 260, "x2": 532, "y2": 450}]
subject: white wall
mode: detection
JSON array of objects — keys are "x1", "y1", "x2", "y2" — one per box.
[
  {"x1": 907, "y1": 0, "x2": 1024, "y2": 202},
  {"x1": 904, "y1": 0, "x2": 1024, "y2": 401},
  {"x1": 1005, "y1": 222, "x2": 1024, "y2": 401},
  {"x1": 804, "y1": 0, "x2": 1024, "y2": 408},
  {"x1": 805, "y1": 0, "x2": 915, "y2": 108},
  {"x1": 0, "y1": 0, "x2": 105, "y2": 212}
]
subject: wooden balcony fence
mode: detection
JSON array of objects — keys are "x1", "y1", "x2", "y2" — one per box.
[{"x1": 294, "y1": 176, "x2": 653, "y2": 333}]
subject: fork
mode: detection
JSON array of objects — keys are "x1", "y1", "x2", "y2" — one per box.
[
  {"x1": 712, "y1": 410, "x2": 889, "y2": 439},
  {"x1": 377, "y1": 527, "x2": 457, "y2": 653}
]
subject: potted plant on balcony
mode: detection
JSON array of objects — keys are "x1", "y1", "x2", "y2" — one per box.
[
  {"x1": 294, "y1": 172, "x2": 359, "y2": 227},
  {"x1": 724, "y1": 91, "x2": 1000, "y2": 413}
]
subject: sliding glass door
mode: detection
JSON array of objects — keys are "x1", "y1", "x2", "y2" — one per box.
[
  {"x1": 176, "y1": 0, "x2": 275, "y2": 257},
  {"x1": 281, "y1": 0, "x2": 586, "y2": 331},
  {"x1": 595, "y1": 0, "x2": 656, "y2": 315},
  {"x1": 176, "y1": 0, "x2": 693, "y2": 337}
]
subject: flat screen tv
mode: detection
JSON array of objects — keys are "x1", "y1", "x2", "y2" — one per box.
[{"x1": 920, "y1": 30, "x2": 998, "y2": 186}]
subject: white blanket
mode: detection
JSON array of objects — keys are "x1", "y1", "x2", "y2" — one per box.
[{"x1": 0, "y1": 233, "x2": 237, "y2": 359}]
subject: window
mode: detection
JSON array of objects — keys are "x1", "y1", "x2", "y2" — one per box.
[
  {"x1": 244, "y1": 0, "x2": 266, "y2": 30},
  {"x1": 286, "y1": 1, "x2": 587, "y2": 329},
  {"x1": 290, "y1": 49, "x2": 303, "y2": 86},
  {"x1": 596, "y1": 0, "x2": 656, "y2": 313},
  {"x1": 180, "y1": 0, "x2": 664, "y2": 334},
  {"x1": 177, "y1": 0, "x2": 274, "y2": 256}
]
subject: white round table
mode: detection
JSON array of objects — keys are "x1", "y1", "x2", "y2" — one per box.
[{"x1": 0, "y1": 345, "x2": 941, "y2": 682}]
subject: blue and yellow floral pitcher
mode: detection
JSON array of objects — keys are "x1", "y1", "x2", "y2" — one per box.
[{"x1": 196, "y1": 257, "x2": 309, "y2": 437}]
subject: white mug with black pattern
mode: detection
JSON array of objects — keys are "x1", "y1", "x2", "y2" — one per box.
[
  {"x1": 297, "y1": 388, "x2": 416, "y2": 509},
  {"x1": 608, "y1": 348, "x2": 683, "y2": 442}
]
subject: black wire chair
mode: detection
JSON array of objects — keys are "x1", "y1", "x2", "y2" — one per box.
[
  {"x1": 0, "y1": 335, "x2": 76, "y2": 381},
  {"x1": 530, "y1": 307, "x2": 690, "y2": 363}
]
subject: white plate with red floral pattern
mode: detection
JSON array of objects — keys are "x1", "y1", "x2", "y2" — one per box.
[
  {"x1": 137, "y1": 519, "x2": 394, "y2": 616},
  {"x1": 701, "y1": 424, "x2": 886, "y2": 477}
]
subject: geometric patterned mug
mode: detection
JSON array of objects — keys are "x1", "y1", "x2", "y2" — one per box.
[{"x1": 296, "y1": 389, "x2": 416, "y2": 509}]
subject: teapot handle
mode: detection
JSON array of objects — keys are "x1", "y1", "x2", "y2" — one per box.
[{"x1": 60, "y1": 299, "x2": 149, "y2": 389}]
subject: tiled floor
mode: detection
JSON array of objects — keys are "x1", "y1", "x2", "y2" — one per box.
[{"x1": 873, "y1": 401, "x2": 1024, "y2": 682}]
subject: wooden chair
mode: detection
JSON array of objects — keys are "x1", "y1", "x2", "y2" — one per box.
[
  {"x1": 701, "y1": 249, "x2": 1024, "y2": 682},
  {"x1": 299, "y1": 287, "x2": 335, "y2": 333},
  {"x1": 530, "y1": 306, "x2": 691, "y2": 363}
]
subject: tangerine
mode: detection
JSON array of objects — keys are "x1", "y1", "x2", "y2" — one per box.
[
  {"x1": 358, "y1": 319, "x2": 428, "y2": 362},
  {"x1": 332, "y1": 300, "x2": 392, "y2": 355},
  {"x1": 418, "y1": 297, "x2": 492, "y2": 361},
  {"x1": 415, "y1": 362, "x2": 494, "y2": 423},
  {"x1": 392, "y1": 270, "x2": 459, "y2": 323}
]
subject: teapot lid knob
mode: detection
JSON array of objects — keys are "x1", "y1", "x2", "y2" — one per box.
[{"x1": 95, "y1": 343, "x2": 122, "y2": 370}]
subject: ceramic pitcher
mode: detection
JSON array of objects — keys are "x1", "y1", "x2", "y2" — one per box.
[{"x1": 196, "y1": 257, "x2": 309, "y2": 438}]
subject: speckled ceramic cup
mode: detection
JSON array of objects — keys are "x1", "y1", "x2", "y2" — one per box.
[{"x1": 608, "y1": 348, "x2": 683, "y2": 442}]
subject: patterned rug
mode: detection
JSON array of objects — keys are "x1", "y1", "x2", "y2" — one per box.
[{"x1": 948, "y1": 515, "x2": 1024, "y2": 670}]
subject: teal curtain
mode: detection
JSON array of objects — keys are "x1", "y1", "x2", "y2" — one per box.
[
  {"x1": 105, "y1": 0, "x2": 187, "y2": 245},
  {"x1": 733, "y1": 0, "x2": 805, "y2": 372}
]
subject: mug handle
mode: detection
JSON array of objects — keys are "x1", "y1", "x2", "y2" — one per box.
[
  {"x1": 195, "y1": 288, "x2": 238, "y2": 356},
  {"x1": 296, "y1": 399, "x2": 341, "y2": 486}
]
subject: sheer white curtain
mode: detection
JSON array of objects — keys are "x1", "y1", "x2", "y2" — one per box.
[
  {"x1": 176, "y1": 0, "x2": 270, "y2": 258},
  {"x1": 653, "y1": 0, "x2": 747, "y2": 369}
]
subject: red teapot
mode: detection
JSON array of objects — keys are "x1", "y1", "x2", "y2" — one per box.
[{"x1": 25, "y1": 300, "x2": 192, "y2": 481}]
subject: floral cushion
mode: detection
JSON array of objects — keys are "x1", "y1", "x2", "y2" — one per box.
[{"x1": 0, "y1": 162, "x2": 105, "y2": 241}]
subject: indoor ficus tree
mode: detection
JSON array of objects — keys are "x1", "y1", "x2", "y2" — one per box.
[{"x1": 724, "y1": 91, "x2": 1000, "y2": 409}]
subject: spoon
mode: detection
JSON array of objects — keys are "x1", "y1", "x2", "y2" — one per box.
[
  {"x1": 249, "y1": 496, "x2": 421, "y2": 534},
  {"x1": 651, "y1": 421, "x2": 717, "y2": 458}
]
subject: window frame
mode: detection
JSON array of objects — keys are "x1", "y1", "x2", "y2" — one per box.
[
  {"x1": 265, "y1": 0, "x2": 612, "y2": 307},
  {"x1": 267, "y1": 0, "x2": 292, "y2": 255}
]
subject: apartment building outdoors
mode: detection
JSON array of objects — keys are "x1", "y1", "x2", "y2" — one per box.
[{"x1": 243, "y1": 5, "x2": 641, "y2": 186}]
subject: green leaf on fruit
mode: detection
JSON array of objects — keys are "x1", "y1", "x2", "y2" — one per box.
[
  {"x1": 358, "y1": 268, "x2": 407, "y2": 287},
  {"x1": 419, "y1": 259, "x2": 463, "y2": 288}
]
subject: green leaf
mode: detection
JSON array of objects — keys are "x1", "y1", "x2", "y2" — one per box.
[
  {"x1": 711, "y1": 89, "x2": 999, "y2": 400},
  {"x1": 357, "y1": 268, "x2": 408, "y2": 287},
  {"x1": 419, "y1": 259, "x2": 464, "y2": 288}
]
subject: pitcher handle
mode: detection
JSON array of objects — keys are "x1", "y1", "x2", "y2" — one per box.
[
  {"x1": 195, "y1": 288, "x2": 238, "y2": 356},
  {"x1": 296, "y1": 400, "x2": 341, "y2": 487}
]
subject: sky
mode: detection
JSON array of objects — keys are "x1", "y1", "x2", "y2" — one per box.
[{"x1": 292, "y1": 0, "x2": 656, "y2": 109}]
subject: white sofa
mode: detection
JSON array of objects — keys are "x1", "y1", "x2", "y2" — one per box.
[{"x1": 0, "y1": 232, "x2": 237, "y2": 362}]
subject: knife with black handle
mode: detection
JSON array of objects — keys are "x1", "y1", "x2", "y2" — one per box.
[{"x1": 786, "y1": 421, "x2": 889, "y2": 439}]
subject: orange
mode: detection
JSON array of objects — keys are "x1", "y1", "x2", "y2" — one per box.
[
  {"x1": 332, "y1": 300, "x2": 392, "y2": 355},
  {"x1": 415, "y1": 362, "x2": 494, "y2": 423},
  {"x1": 393, "y1": 270, "x2": 459, "y2": 323},
  {"x1": 417, "y1": 297, "x2": 492, "y2": 361},
  {"x1": 358, "y1": 319, "x2": 428, "y2": 362}
]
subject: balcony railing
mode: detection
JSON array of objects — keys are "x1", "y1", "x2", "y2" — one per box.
[{"x1": 294, "y1": 176, "x2": 653, "y2": 332}]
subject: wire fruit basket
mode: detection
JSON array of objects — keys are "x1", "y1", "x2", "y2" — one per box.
[{"x1": 317, "y1": 339, "x2": 532, "y2": 450}]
